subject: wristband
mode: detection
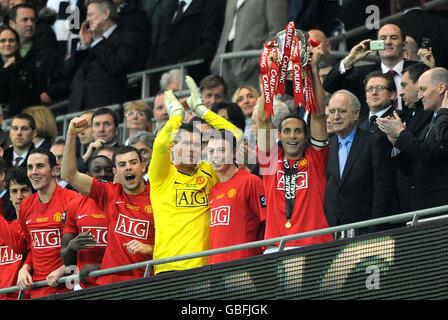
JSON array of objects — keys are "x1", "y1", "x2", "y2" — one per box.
[{"x1": 310, "y1": 137, "x2": 329, "y2": 148}]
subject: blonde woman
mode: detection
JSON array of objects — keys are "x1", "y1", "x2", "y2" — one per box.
[{"x1": 23, "y1": 106, "x2": 58, "y2": 150}]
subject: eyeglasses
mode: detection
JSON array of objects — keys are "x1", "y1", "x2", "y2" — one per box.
[
  {"x1": 0, "y1": 38, "x2": 16, "y2": 43},
  {"x1": 366, "y1": 85, "x2": 390, "y2": 93}
]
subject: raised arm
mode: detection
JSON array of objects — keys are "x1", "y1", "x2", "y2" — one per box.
[
  {"x1": 148, "y1": 90, "x2": 185, "y2": 183},
  {"x1": 308, "y1": 46, "x2": 329, "y2": 146},
  {"x1": 61, "y1": 117, "x2": 94, "y2": 195}
]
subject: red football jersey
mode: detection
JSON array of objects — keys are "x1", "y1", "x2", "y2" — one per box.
[
  {"x1": 0, "y1": 219, "x2": 23, "y2": 300},
  {"x1": 208, "y1": 169, "x2": 266, "y2": 264},
  {"x1": 89, "y1": 178, "x2": 154, "y2": 286},
  {"x1": 19, "y1": 185, "x2": 81, "y2": 299},
  {"x1": 63, "y1": 196, "x2": 108, "y2": 286},
  {"x1": 260, "y1": 146, "x2": 333, "y2": 247}
]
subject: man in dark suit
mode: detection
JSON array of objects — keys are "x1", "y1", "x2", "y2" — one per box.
[
  {"x1": 377, "y1": 67, "x2": 448, "y2": 212},
  {"x1": 51, "y1": 0, "x2": 139, "y2": 113},
  {"x1": 149, "y1": 0, "x2": 225, "y2": 86},
  {"x1": 324, "y1": 23, "x2": 417, "y2": 119},
  {"x1": 393, "y1": 63, "x2": 433, "y2": 212},
  {"x1": 359, "y1": 71, "x2": 397, "y2": 134},
  {"x1": 325, "y1": 90, "x2": 394, "y2": 239},
  {"x1": 2, "y1": 113, "x2": 36, "y2": 169}
]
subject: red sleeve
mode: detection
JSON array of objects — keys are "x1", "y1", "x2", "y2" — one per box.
[
  {"x1": 24, "y1": 250, "x2": 33, "y2": 267},
  {"x1": 0, "y1": 216, "x2": 29, "y2": 254},
  {"x1": 62, "y1": 198, "x2": 79, "y2": 235},
  {"x1": 88, "y1": 178, "x2": 113, "y2": 213}
]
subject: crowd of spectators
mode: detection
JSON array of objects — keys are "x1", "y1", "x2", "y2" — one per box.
[{"x1": 0, "y1": 0, "x2": 448, "y2": 299}]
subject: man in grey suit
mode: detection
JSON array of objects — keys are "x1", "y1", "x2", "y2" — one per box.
[{"x1": 210, "y1": 0, "x2": 288, "y2": 94}]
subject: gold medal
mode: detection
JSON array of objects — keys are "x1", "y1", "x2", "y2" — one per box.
[{"x1": 285, "y1": 220, "x2": 291, "y2": 228}]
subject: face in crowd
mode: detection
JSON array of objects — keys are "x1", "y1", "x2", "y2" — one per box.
[
  {"x1": 327, "y1": 92, "x2": 359, "y2": 137},
  {"x1": 89, "y1": 156, "x2": 114, "y2": 182},
  {"x1": 365, "y1": 76, "x2": 396, "y2": 113},
  {"x1": 50, "y1": 144, "x2": 64, "y2": 179},
  {"x1": 10, "y1": 117, "x2": 35, "y2": 150},
  {"x1": 377, "y1": 24, "x2": 405, "y2": 62},
  {"x1": 235, "y1": 87, "x2": 258, "y2": 118},
  {"x1": 153, "y1": 94, "x2": 169, "y2": 124},
  {"x1": 9, "y1": 6, "x2": 36, "y2": 43},
  {"x1": 207, "y1": 137, "x2": 235, "y2": 173},
  {"x1": 130, "y1": 140, "x2": 152, "y2": 172},
  {"x1": 278, "y1": 117, "x2": 307, "y2": 159},
  {"x1": 27, "y1": 153, "x2": 56, "y2": 192},
  {"x1": 202, "y1": 85, "x2": 225, "y2": 109},
  {"x1": 92, "y1": 113, "x2": 117, "y2": 144},
  {"x1": 0, "y1": 28, "x2": 18, "y2": 58},
  {"x1": 113, "y1": 151, "x2": 145, "y2": 194},
  {"x1": 9, "y1": 179, "x2": 33, "y2": 217},
  {"x1": 171, "y1": 130, "x2": 202, "y2": 168}
]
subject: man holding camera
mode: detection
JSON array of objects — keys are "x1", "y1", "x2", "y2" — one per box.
[{"x1": 324, "y1": 23, "x2": 417, "y2": 119}]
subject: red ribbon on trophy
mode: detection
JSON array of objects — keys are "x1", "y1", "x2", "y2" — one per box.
[
  {"x1": 276, "y1": 21, "x2": 296, "y2": 96},
  {"x1": 291, "y1": 34, "x2": 304, "y2": 108},
  {"x1": 259, "y1": 40, "x2": 277, "y2": 117}
]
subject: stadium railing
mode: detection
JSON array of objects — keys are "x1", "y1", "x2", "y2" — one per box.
[{"x1": 1, "y1": 203, "x2": 447, "y2": 298}]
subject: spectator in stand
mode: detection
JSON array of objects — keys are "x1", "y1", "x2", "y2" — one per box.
[
  {"x1": 50, "y1": 139, "x2": 75, "y2": 189},
  {"x1": 210, "y1": 0, "x2": 288, "y2": 94},
  {"x1": 207, "y1": 129, "x2": 266, "y2": 264},
  {"x1": 359, "y1": 72, "x2": 397, "y2": 134},
  {"x1": 62, "y1": 118, "x2": 154, "y2": 286},
  {"x1": 8, "y1": 3, "x2": 62, "y2": 106},
  {"x1": 128, "y1": 131, "x2": 155, "y2": 181},
  {"x1": 15, "y1": 148, "x2": 81, "y2": 299},
  {"x1": 211, "y1": 102, "x2": 246, "y2": 133},
  {"x1": 60, "y1": 155, "x2": 114, "y2": 288},
  {"x1": 46, "y1": 0, "x2": 87, "y2": 59},
  {"x1": 148, "y1": 0, "x2": 225, "y2": 89},
  {"x1": 23, "y1": 105, "x2": 58, "y2": 150},
  {"x1": 113, "y1": 0, "x2": 150, "y2": 72},
  {"x1": 0, "y1": 0, "x2": 7, "y2": 25},
  {"x1": 159, "y1": 69, "x2": 183, "y2": 92},
  {"x1": 3, "y1": 113, "x2": 36, "y2": 168},
  {"x1": 94, "y1": 145, "x2": 116, "y2": 161},
  {"x1": 148, "y1": 76, "x2": 242, "y2": 274},
  {"x1": 325, "y1": 90, "x2": 395, "y2": 238},
  {"x1": 124, "y1": 100, "x2": 152, "y2": 145},
  {"x1": 324, "y1": 23, "x2": 417, "y2": 118},
  {"x1": 0, "y1": 167, "x2": 33, "y2": 300},
  {"x1": 377, "y1": 68, "x2": 448, "y2": 212},
  {"x1": 232, "y1": 85, "x2": 259, "y2": 140},
  {"x1": 152, "y1": 91, "x2": 168, "y2": 134},
  {"x1": 198, "y1": 74, "x2": 228, "y2": 109},
  {"x1": 47, "y1": 0, "x2": 139, "y2": 113},
  {"x1": 257, "y1": 45, "x2": 333, "y2": 253},
  {"x1": 92, "y1": 107, "x2": 120, "y2": 148},
  {"x1": 0, "y1": 25, "x2": 34, "y2": 116}
]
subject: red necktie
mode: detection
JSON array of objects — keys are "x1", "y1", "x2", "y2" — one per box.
[{"x1": 387, "y1": 69, "x2": 398, "y2": 109}]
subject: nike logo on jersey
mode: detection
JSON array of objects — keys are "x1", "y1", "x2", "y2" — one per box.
[
  {"x1": 77, "y1": 214, "x2": 89, "y2": 220},
  {"x1": 25, "y1": 220, "x2": 33, "y2": 225}
]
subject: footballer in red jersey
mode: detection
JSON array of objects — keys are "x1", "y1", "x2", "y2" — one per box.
[
  {"x1": 62, "y1": 117, "x2": 154, "y2": 286},
  {"x1": 0, "y1": 168, "x2": 34, "y2": 300},
  {"x1": 207, "y1": 131, "x2": 266, "y2": 264},
  {"x1": 61, "y1": 156, "x2": 114, "y2": 288},
  {"x1": 257, "y1": 45, "x2": 333, "y2": 251},
  {"x1": 16, "y1": 148, "x2": 82, "y2": 299}
]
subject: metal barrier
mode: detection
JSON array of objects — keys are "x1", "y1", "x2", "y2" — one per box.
[{"x1": 1, "y1": 203, "x2": 447, "y2": 296}]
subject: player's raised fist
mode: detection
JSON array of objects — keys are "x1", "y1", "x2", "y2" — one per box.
[{"x1": 68, "y1": 117, "x2": 89, "y2": 135}]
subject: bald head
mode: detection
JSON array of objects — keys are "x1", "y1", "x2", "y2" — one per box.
[
  {"x1": 308, "y1": 29, "x2": 330, "y2": 56},
  {"x1": 418, "y1": 68, "x2": 448, "y2": 111}
]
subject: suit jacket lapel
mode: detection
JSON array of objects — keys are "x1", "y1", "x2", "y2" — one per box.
[{"x1": 340, "y1": 129, "x2": 364, "y2": 187}]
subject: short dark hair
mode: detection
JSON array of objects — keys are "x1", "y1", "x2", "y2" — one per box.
[
  {"x1": 199, "y1": 74, "x2": 228, "y2": 96},
  {"x1": 378, "y1": 23, "x2": 406, "y2": 42},
  {"x1": 278, "y1": 114, "x2": 308, "y2": 136},
  {"x1": 6, "y1": 167, "x2": 33, "y2": 190},
  {"x1": 12, "y1": 113, "x2": 36, "y2": 130},
  {"x1": 211, "y1": 102, "x2": 246, "y2": 132},
  {"x1": 112, "y1": 146, "x2": 142, "y2": 166},
  {"x1": 87, "y1": 0, "x2": 118, "y2": 22},
  {"x1": 403, "y1": 63, "x2": 430, "y2": 83},
  {"x1": 92, "y1": 107, "x2": 119, "y2": 127},
  {"x1": 9, "y1": 3, "x2": 36, "y2": 22},
  {"x1": 364, "y1": 71, "x2": 396, "y2": 92},
  {"x1": 174, "y1": 122, "x2": 200, "y2": 144},
  {"x1": 0, "y1": 26, "x2": 21, "y2": 52},
  {"x1": 51, "y1": 138, "x2": 66, "y2": 148},
  {"x1": 208, "y1": 129, "x2": 238, "y2": 152},
  {"x1": 28, "y1": 148, "x2": 57, "y2": 168}
]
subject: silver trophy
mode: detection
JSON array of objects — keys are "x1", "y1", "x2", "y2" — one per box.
[{"x1": 275, "y1": 29, "x2": 310, "y2": 80}]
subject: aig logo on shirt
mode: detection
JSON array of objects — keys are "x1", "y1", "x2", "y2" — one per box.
[
  {"x1": 276, "y1": 171, "x2": 308, "y2": 191},
  {"x1": 176, "y1": 189, "x2": 208, "y2": 207},
  {"x1": 115, "y1": 214, "x2": 150, "y2": 240},
  {"x1": 210, "y1": 206, "x2": 231, "y2": 227},
  {"x1": 0, "y1": 246, "x2": 22, "y2": 265},
  {"x1": 81, "y1": 227, "x2": 108, "y2": 247},
  {"x1": 30, "y1": 229, "x2": 61, "y2": 249}
]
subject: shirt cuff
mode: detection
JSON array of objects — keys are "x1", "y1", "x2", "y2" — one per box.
[
  {"x1": 90, "y1": 36, "x2": 104, "y2": 48},
  {"x1": 339, "y1": 60, "x2": 348, "y2": 74}
]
